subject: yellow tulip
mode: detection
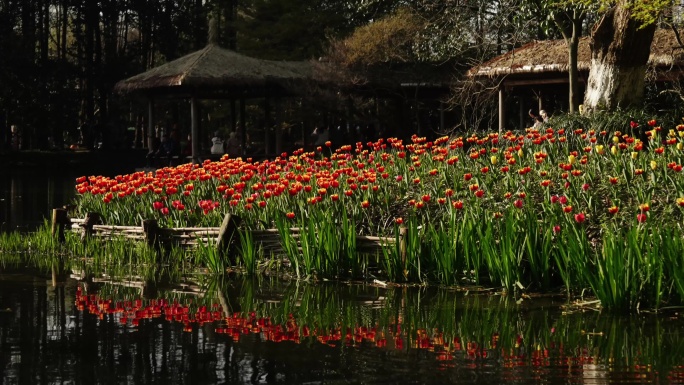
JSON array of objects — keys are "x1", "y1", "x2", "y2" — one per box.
[
  {"x1": 612, "y1": 136, "x2": 620, "y2": 144},
  {"x1": 490, "y1": 155, "x2": 498, "y2": 165},
  {"x1": 568, "y1": 154, "x2": 576, "y2": 165},
  {"x1": 651, "y1": 160, "x2": 657, "y2": 170},
  {"x1": 678, "y1": 142, "x2": 684, "y2": 151},
  {"x1": 518, "y1": 149, "x2": 524, "y2": 158},
  {"x1": 611, "y1": 146, "x2": 619, "y2": 156},
  {"x1": 632, "y1": 152, "x2": 638, "y2": 159},
  {"x1": 596, "y1": 145, "x2": 605, "y2": 155}
]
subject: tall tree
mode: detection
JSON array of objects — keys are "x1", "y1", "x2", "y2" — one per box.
[
  {"x1": 550, "y1": 3, "x2": 589, "y2": 113},
  {"x1": 237, "y1": 0, "x2": 352, "y2": 60},
  {"x1": 584, "y1": 4, "x2": 654, "y2": 111},
  {"x1": 575, "y1": 0, "x2": 670, "y2": 112}
]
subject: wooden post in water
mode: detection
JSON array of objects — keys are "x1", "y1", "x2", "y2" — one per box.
[
  {"x1": 81, "y1": 212, "x2": 101, "y2": 241},
  {"x1": 51, "y1": 256, "x2": 65, "y2": 287},
  {"x1": 51, "y1": 208, "x2": 68, "y2": 243},
  {"x1": 217, "y1": 213, "x2": 241, "y2": 264},
  {"x1": 142, "y1": 219, "x2": 160, "y2": 248},
  {"x1": 52, "y1": 262, "x2": 59, "y2": 287},
  {"x1": 399, "y1": 225, "x2": 407, "y2": 268}
]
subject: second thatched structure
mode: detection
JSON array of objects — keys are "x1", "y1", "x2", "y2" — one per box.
[{"x1": 468, "y1": 28, "x2": 684, "y2": 130}]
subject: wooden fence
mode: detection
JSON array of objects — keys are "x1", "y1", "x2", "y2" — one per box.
[{"x1": 51, "y1": 208, "x2": 404, "y2": 259}]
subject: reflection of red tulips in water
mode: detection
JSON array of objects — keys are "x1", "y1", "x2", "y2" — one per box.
[
  {"x1": 74, "y1": 287, "x2": 640, "y2": 370},
  {"x1": 74, "y1": 287, "x2": 424, "y2": 352}
]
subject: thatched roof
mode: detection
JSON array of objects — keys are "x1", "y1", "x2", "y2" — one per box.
[
  {"x1": 114, "y1": 43, "x2": 313, "y2": 96},
  {"x1": 469, "y1": 28, "x2": 684, "y2": 78}
]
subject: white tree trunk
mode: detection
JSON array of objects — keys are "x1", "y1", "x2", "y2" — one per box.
[
  {"x1": 583, "y1": 4, "x2": 656, "y2": 113},
  {"x1": 584, "y1": 62, "x2": 648, "y2": 110}
]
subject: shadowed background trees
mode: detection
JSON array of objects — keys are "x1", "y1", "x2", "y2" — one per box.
[{"x1": 1, "y1": 0, "x2": 683, "y2": 151}]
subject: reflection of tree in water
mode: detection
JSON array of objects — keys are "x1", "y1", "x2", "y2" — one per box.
[{"x1": 2, "y1": 274, "x2": 684, "y2": 383}]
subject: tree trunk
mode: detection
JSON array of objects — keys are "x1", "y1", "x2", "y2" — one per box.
[
  {"x1": 568, "y1": 35, "x2": 579, "y2": 113},
  {"x1": 583, "y1": 4, "x2": 656, "y2": 112}
]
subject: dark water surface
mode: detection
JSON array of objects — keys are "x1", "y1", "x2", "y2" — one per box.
[
  {"x1": 0, "y1": 150, "x2": 145, "y2": 232},
  {"x1": 1, "y1": 153, "x2": 141, "y2": 233},
  {"x1": 0, "y1": 173, "x2": 76, "y2": 233},
  {"x1": 1, "y1": 271, "x2": 684, "y2": 385}
]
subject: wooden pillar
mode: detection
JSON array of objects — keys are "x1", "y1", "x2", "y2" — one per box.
[
  {"x1": 240, "y1": 98, "x2": 246, "y2": 156},
  {"x1": 274, "y1": 99, "x2": 283, "y2": 155},
  {"x1": 51, "y1": 208, "x2": 68, "y2": 244},
  {"x1": 439, "y1": 101, "x2": 445, "y2": 133},
  {"x1": 147, "y1": 98, "x2": 155, "y2": 152},
  {"x1": 538, "y1": 92, "x2": 544, "y2": 112},
  {"x1": 230, "y1": 100, "x2": 237, "y2": 133},
  {"x1": 414, "y1": 100, "x2": 421, "y2": 135},
  {"x1": 498, "y1": 87, "x2": 505, "y2": 132},
  {"x1": 264, "y1": 98, "x2": 271, "y2": 156},
  {"x1": 301, "y1": 98, "x2": 308, "y2": 149},
  {"x1": 519, "y1": 98, "x2": 525, "y2": 130},
  {"x1": 191, "y1": 96, "x2": 200, "y2": 164}
]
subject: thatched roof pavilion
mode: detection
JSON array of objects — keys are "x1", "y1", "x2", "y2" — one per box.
[
  {"x1": 114, "y1": 42, "x2": 313, "y2": 164},
  {"x1": 467, "y1": 29, "x2": 684, "y2": 130},
  {"x1": 469, "y1": 28, "x2": 684, "y2": 80},
  {"x1": 114, "y1": 43, "x2": 312, "y2": 98}
]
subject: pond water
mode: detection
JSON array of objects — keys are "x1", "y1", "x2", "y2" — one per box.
[
  {"x1": 1, "y1": 270, "x2": 684, "y2": 385},
  {"x1": 1, "y1": 152, "x2": 141, "y2": 233},
  {"x1": 0, "y1": 173, "x2": 76, "y2": 233}
]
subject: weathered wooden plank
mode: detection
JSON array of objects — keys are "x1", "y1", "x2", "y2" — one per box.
[{"x1": 65, "y1": 214, "x2": 399, "y2": 256}]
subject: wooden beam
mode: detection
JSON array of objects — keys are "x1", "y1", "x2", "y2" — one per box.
[
  {"x1": 504, "y1": 77, "x2": 585, "y2": 87},
  {"x1": 147, "y1": 99, "x2": 155, "y2": 152},
  {"x1": 240, "y1": 98, "x2": 246, "y2": 156},
  {"x1": 191, "y1": 96, "x2": 200, "y2": 164},
  {"x1": 498, "y1": 87, "x2": 505, "y2": 132},
  {"x1": 264, "y1": 98, "x2": 271, "y2": 155}
]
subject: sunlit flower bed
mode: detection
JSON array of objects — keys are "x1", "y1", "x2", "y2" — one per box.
[{"x1": 73, "y1": 119, "x2": 684, "y2": 310}]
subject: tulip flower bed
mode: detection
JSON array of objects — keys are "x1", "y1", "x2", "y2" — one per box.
[{"x1": 71, "y1": 120, "x2": 684, "y2": 310}]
